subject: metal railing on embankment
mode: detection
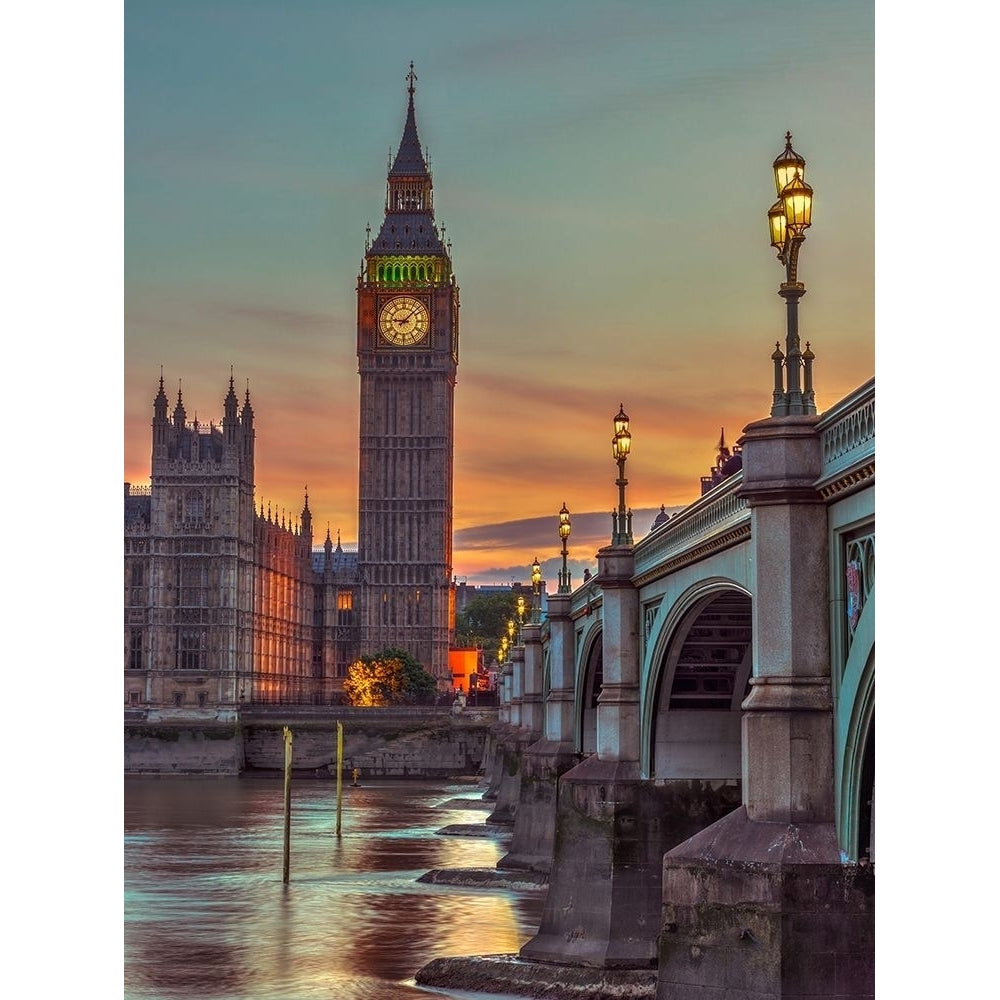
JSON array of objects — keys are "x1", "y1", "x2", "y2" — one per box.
[{"x1": 239, "y1": 704, "x2": 498, "y2": 724}]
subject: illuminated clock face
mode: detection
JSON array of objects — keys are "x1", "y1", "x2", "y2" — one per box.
[{"x1": 379, "y1": 296, "x2": 429, "y2": 346}]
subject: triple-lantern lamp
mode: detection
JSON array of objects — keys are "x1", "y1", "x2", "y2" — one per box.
[
  {"x1": 530, "y1": 557, "x2": 542, "y2": 624},
  {"x1": 557, "y1": 503, "x2": 572, "y2": 594},
  {"x1": 767, "y1": 132, "x2": 816, "y2": 417},
  {"x1": 611, "y1": 404, "x2": 633, "y2": 545}
]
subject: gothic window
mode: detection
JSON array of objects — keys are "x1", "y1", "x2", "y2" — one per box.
[
  {"x1": 177, "y1": 628, "x2": 206, "y2": 670},
  {"x1": 337, "y1": 590, "x2": 354, "y2": 627},
  {"x1": 173, "y1": 692, "x2": 184, "y2": 706},
  {"x1": 197, "y1": 691, "x2": 208, "y2": 707},
  {"x1": 129, "y1": 562, "x2": 146, "y2": 606},
  {"x1": 179, "y1": 559, "x2": 209, "y2": 607},
  {"x1": 128, "y1": 628, "x2": 144, "y2": 670},
  {"x1": 186, "y1": 492, "x2": 205, "y2": 524},
  {"x1": 393, "y1": 264, "x2": 400, "y2": 282}
]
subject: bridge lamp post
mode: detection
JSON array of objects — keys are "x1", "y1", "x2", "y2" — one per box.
[
  {"x1": 767, "y1": 132, "x2": 815, "y2": 417},
  {"x1": 557, "y1": 503, "x2": 572, "y2": 594},
  {"x1": 507, "y1": 617, "x2": 516, "y2": 651},
  {"x1": 611, "y1": 404, "x2": 633, "y2": 545},
  {"x1": 516, "y1": 596, "x2": 526, "y2": 643},
  {"x1": 531, "y1": 557, "x2": 542, "y2": 623}
]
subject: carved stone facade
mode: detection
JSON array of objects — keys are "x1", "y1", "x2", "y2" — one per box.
[{"x1": 124, "y1": 377, "x2": 362, "y2": 712}]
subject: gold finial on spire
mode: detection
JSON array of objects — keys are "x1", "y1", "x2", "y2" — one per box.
[{"x1": 407, "y1": 61, "x2": 417, "y2": 97}]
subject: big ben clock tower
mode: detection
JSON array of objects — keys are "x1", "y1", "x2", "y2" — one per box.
[{"x1": 356, "y1": 65, "x2": 459, "y2": 685}]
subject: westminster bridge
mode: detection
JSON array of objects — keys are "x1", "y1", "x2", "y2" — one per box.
[{"x1": 481, "y1": 376, "x2": 874, "y2": 999}]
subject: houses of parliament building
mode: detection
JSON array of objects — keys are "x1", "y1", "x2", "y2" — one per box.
[{"x1": 124, "y1": 69, "x2": 463, "y2": 712}]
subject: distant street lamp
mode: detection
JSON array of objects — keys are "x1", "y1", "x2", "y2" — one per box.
[
  {"x1": 507, "y1": 617, "x2": 516, "y2": 650},
  {"x1": 531, "y1": 557, "x2": 542, "y2": 623},
  {"x1": 557, "y1": 503, "x2": 572, "y2": 594},
  {"x1": 767, "y1": 132, "x2": 816, "y2": 417},
  {"x1": 516, "y1": 596, "x2": 526, "y2": 643},
  {"x1": 611, "y1": 404, "x2": 633, "y2": 545}
]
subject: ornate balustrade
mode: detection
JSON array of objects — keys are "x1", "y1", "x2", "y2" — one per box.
[
  {"x1": 632, "y1": 474, "x2": 750, "y2": 586},
  {"x1": 816, "y1": 376, "x2": 875, "y2": 497}
]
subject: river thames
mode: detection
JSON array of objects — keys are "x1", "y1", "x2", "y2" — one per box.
[{"x1": 124, "y1": 777, "x2": 546, "y2": 999}]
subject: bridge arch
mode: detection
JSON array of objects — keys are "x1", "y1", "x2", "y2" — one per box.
[
  {"x1": 836, "y1": 586, "x2": 875, "y2": 862},
  {"x1": 574, "y1": 623, "x2": 603, "y2": 754},
  {"x1": 641, "y1": 579, "x2": 752, "y2": 780}
]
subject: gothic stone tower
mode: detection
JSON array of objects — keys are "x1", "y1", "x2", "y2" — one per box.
[
  {"x1": 356, "y1": 66, "x2": 459, "y2": 684},
  {"x1": 126, "y1": 375, "x2": 258, "y2": 709}
]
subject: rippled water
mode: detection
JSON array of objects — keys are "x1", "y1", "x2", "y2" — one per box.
[{"x1": 124, "y1": 777, "x2": 546, "y2": 999}]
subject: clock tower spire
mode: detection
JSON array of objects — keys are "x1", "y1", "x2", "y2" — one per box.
[{"x1": 356, "y1": 66, "x2": 460, "y2": 685}]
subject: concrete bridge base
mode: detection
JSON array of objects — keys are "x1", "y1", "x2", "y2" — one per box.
[
  {"x1": 486, "y1": 728, "x2": 533, "y2": 824},
  {"x1": 520, "y1": 757, "x2": 741, "y2": 969},
  {"x1": 657, "y1": 807, "x2": 875, "y2": 999},
  {"x1": 497, "y1": 739, "x2": 581, "y2": 873},
  {"x1": 416, "y1": 953, "x2": 657, "y2": 999},
  {"x1": 482, "y1": 722, "x2": 515, "y2": 801}
]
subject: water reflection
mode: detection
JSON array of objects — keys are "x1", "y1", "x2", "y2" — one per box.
[{"x1": 125, "y1": 778, "x2": 543, "y2": 1000}]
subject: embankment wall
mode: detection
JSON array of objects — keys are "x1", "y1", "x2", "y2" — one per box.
[{"x1": 125, "y1": 708, "x2": 497, "y2": 778}]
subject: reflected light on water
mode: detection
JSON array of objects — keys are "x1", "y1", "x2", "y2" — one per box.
[{"x1": 125, "y1": 778, "x2": 544, "y2": 1000}]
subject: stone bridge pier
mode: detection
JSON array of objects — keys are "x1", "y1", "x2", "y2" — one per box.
[
  {"x1": 656, "y1": 415, "x2": 874, "y2": 999},
  {"x1": 520, "y1": 543, "x2": 732, "y2": 968},
  {"x1": 487, "y1": 645, "x2": 533, "y2": 824},
  {"x1": 498, "y1": 593, "x2": 582, "y2": 873}
]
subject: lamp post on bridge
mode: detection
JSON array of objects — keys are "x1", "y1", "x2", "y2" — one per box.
[
  {"x1": 516, "y1": 595, "x2": 526, "y2": 644},
  {"x1": 531, "y1": 557, "x2": 542, "y2": 624},
  {"x1": 557, "y1": 503, "x2": 572, "y2": 594},
  {"x1": 611, "y1": 404, "x2": 632, "y2": 545},
  {"x1": 767, "y1": 132, "x2": 816, "y2": 417}
]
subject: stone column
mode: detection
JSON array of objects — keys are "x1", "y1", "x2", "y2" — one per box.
[
  {"x1": 509, "y1": 646, "x2": 524, "y2": 730},
  {"x1": 499, "y1": 664, "x2": 511, "y2": 724},
  {"x1": 544, "y1": 592, "x2": 576, "y2": 744},
  {"x1": 594, "y1": 545, "x2": 640, "y2": 762},
  {"x1": 520, "y1": 622, "x2": 544, "y2": 742},
  {"x1": 657, "y1": 415, "x2": 874, "y2": 999}
]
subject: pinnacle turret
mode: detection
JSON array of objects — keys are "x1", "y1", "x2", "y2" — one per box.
[{"x1": 173, "y1": 383, "x2": 186, "y2": 429}]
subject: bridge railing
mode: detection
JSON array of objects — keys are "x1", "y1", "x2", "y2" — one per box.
[
  {"x1": 816, "y1": 376, "x2": 875, "y2": 487},
  {"x1": 632, "y1": 472, "x2": 750, "y2": 584}
]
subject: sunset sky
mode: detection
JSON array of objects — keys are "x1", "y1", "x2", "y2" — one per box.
[{"x1": 124, "y1": 0, "x2": 874, "y2": 586}]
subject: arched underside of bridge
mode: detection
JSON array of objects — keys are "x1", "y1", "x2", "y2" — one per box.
[
  {"x1": 574, "y1": 628, "x2": 603, "y2": 755},
  {"x1": 836, "y1": 585, "x2": 875, "y2": 863},
  {"x1": 643, "y1": 586, "x2": 753, "y2": 781}
]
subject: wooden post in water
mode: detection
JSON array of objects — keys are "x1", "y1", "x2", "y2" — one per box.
[
  {"x1": 282, "y1": 725, "x2": 293, "y2": 883},
  {"x1": 335, "y1": 721, "x2": 344, "y2": 836}
]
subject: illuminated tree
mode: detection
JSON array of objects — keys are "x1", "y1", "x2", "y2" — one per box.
[{"x1": 343, "y1": 647, "x2": 437, "y2": 706}]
